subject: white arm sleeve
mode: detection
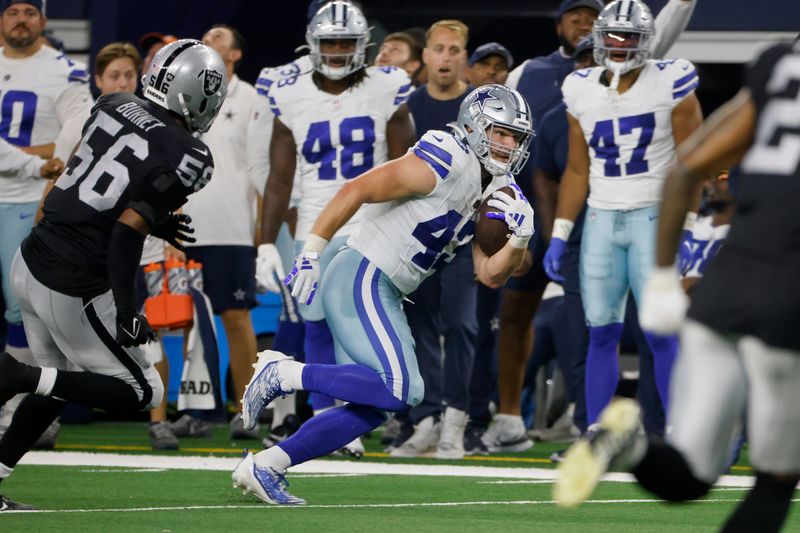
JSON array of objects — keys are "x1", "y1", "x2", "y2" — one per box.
[
  {"x1": 53, "y1": 110, "x2": 89, "y2": 162},
  {"x1": 54, "y1": 84, "x2": 93, "y2": 126},
  {"x1": 0, "y1": 137, "x2": 42, "y2": 180},
  {"x1": 653, "y1": 0, "x2": 696, "y2": 59},
  {"x1": 247, "y1": 95, "x2": 273, "y2": 194}
]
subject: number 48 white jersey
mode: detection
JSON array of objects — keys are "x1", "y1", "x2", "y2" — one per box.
[
  {"x1": 268, "y1": 65, "x2": 412, "y2": 240},
  {"x1": 562, "y1": 58, "x2": 698, "y2": 210}
]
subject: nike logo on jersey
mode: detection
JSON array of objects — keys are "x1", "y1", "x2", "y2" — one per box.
[
  {"x1": 192, "y1": 146, "x2": 209, "y2": 156},
  {"x1": 19, "y1": 212, "x2": 34, "y2": 220},
  {"x1": 648, "y1": 214, "x2": 658, "y2": 221},
  {"x1": 432, "y1": 135, "x2": 444, "y2": 142}
]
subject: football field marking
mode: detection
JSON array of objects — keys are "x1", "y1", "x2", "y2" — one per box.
[
  {"x1": 4, "y1": 497, "x2": 789, "y2": 514},
  {"x1": 19, "y1": 451, "x2": 756, "y2": 487}
]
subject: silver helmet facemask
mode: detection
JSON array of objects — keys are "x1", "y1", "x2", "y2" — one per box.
[
  {"x1": 452, "y1": 85, "x2": 534, "y2": 177},
  {"x1": 142, "y1": 39, "x2": 228, "y2": 133},
  {"x1": 305, "y1": 1, "x2": 370, "y2": 80},
  {"x1": 593, "y1": 0, "x2": 654, "y2": 83}
]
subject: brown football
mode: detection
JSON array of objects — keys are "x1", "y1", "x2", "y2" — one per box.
[{"x1": 475, "y1": 185, "x2": 513, "y2": 256}]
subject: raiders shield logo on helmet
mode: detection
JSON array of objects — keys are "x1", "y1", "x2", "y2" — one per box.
[{"x1": 201, "y1": 69, "x2": 223, "y2": 96}]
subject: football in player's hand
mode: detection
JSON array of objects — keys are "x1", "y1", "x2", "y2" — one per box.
[{"x1": 476, "y1": 185, "x2": 513, "y2": 256}]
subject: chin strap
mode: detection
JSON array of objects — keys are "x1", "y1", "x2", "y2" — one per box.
[{"x1": 177, "y1": 93, "x2": 195, "y2": 132}]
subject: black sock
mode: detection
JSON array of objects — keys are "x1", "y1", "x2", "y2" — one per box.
[
  {"x1": 0, "y1": 394, "x2": 65, "y2": 469},
  {"x1": 721, "y1": 473, "x2": 798, "y2": 533},
  {"x1": 0, "y1": 352, "x2": 40, "y2": 393},
  {"x1": 632, "y1": 437, "x2": 712, "y2": 501},
  {"x1": 51, "y1": 370, "x2": 140, "y2": 411}
]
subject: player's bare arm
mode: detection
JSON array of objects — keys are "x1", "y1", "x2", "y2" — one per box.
[
  {"x1": 385, "y1": 104, "x2": 416, "y2": 160},
  {"x1": 259, "y1": 117, "x2": 297, "y2": 245},
  {"x1": 472, "y1": 234, "x2": 527, "y2": 289},
  {"x1": 554, "y1": 112, "x2": 590, "y2": 224},
  {"x1": 657, "y1": 89, "x2": 755, "y2": 267},
  {"x1": 309, "y1": 152, "x2": 437, "y2": 241}
]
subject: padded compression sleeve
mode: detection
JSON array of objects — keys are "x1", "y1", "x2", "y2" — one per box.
[{"x1": 107, "y1": 220, "x2": 145, "y2": 314}]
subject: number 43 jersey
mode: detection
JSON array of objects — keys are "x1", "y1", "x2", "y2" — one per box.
[
  {"x1": 269, "y1": 65, "x2": 412, "y2": 241},
  {"x1": 21, "y1": 92, "x2": 214, "y2": 298},
  {"x1": 562, "y1": 58, "x2": 698, "y2": 210},
  {"x1": 348, "y1": 130, "x2": 514, "y2": 295}
]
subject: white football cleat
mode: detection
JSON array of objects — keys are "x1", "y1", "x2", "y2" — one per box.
[{"x1": 240, "y1": 350, "x2": 295, "y2": 431}]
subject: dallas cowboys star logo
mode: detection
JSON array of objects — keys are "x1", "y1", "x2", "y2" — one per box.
[
  {"x1": 233, "y1": 289, "x2": 246, "y2": 301},
  {"x1": 473, "y1": 88, "x2": 499, "y2": 112}
]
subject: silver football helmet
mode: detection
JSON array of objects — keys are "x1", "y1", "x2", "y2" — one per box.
[
  {"x1": 593, "y1": 0, "x2": 655, "y2": 76},
  {"x1": 452, "y1": 85, "x2": 534, "y2": 176},
  {"x1": 306, "y1": 1, "x2": 370, "y2": 80},
  {"x1": 142, "y1": 39, "x2": 228, "y2": 133}
]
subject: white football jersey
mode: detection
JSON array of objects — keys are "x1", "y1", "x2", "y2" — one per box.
[
  {"x1": 269, "y1": 64, "x2": 412, "y2": 240},
  {"x1": 0, "y1": 46, "x2": 92, "y2": 202},
  {"x1": 562, "y1": 58, "x2": 698, "y2": 210},
  {"x1": 348, "y1": 130, "x2": 514, "y2": 295},
  {"x1": 183, "y1": 75, "x2": 266, "y2": 246}
]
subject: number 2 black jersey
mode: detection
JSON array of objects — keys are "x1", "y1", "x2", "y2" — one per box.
[
  {"x1": 21, "y1": 92, "x2": 214, "y2": 297},
  {"x1": 688, "y1": 43, "x2": 800, "y2": 349}
]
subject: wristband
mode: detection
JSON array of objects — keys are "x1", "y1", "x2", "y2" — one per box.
[
  {"x1": 552, "y1": 218, "x2": 574, "y2": 241},
  {"x1": 302, "y1": 233, "x2": 329, "y2": 259},
  {"x1": 508, "y1": 234, "x2": 531, "y2": 250}
]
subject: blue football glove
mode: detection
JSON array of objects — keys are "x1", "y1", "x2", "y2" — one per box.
[
  {"x1": 283, "y1": 253, "x2": 320, "y2": 305},
  {"x1": 543, "y1": 238, "x2": 567, "y2": 282}
]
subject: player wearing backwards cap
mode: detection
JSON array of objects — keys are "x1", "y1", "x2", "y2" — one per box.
[
  {"x1": 233, "y1": 84, "x2": 534, "y2": 505},
  {"x1": 0, "y1": 39, "x2": 227, "y2": 510}
]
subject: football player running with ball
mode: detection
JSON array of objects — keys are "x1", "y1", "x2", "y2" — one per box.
[
  {"x1": 0, "y1": 40, "x2": 227, "y2": 510},
  {"x1": 543, "y1": 0, "x2": 702, "y2": 426},
  {"x1": 254, "y1": 1, "x2": 415, "y2": 455},
  {"x1": 233, "y1": 84, "x2": 534, "y2": 505}
]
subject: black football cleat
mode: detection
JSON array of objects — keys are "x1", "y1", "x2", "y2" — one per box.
[{"x1": 0, "y1": 494, "x2": 36, "y2": 511}]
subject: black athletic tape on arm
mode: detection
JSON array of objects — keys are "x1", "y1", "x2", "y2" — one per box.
[{"x1": 107, "y1": 220, "x2": 146, "y2": 315}]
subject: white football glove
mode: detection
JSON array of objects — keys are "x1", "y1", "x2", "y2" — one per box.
[
  {"x1": 283, "y1": 234, "x2": 328, "y2": 306},
  {"x1": 486, "y1": 183, "x2": 535, "y2": 248},
  {"x1": 284, "y1": 253, "x2": 320, "y2": 305},
  {"x1": 639, "y1": 265, "x2": 689, "y2": 335},
  {"x1": 255, "y1": 244, "x2": 286, "y2": 294}
]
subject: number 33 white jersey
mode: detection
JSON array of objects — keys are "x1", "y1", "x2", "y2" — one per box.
[
  {"x1": 268, "y1": 65, "x2": 412, "y2": 241},
  {"x1": 562, "y1": 58, "x2": 698, "y2": 210}
]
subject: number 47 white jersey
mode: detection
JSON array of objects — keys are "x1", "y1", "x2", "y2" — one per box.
[
  {"x1": 562, "y1": 58, "x2": 698, "y2": 210},
  {"x1": 268, "y1": 65, "x2": 412, "y2": 241}
]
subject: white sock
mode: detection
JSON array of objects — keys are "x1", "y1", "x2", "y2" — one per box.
[
  {"x1": 271, "y1": 395, "x2": 296, "y2": 429},
  {"x1": 254, "y1": 445, "x2": 292, "y2": 473},
  {"x1": 279, "y1": 360, "x2": 305, "y2": 391},
  {"x1": 0, "y1": 461, "x2": 13, "y2": 480},
  {"x1": 35, "y1": 367, "x2": 57, "y2": 396}
]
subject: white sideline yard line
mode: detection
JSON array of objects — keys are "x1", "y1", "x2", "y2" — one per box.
[
  {"x1": 18, "y1": 451, "x2": 755, "y2": 487},
  {"x1": 4, "y1": 498, "x2": 787, "y2": 515}
]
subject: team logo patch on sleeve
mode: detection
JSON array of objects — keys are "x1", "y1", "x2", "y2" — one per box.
[{"x1": 201, "y1": 69, "x2": 224, "y2": 96}]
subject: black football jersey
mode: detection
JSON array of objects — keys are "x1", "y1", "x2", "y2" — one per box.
[
  {"x1": 688, "y1": 43, "x2": 800, "y2": 349},
  {"x1": 21, "y1": 92, "x2": 214, "y2": 297}
]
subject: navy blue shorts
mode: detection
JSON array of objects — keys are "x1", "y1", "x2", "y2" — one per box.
[
  {"x1": 504, "y1": 236, "x2": 549, "y2": 292},
  {"x1": 185, "y1": 245, "x2": 257, "y2": 313}
]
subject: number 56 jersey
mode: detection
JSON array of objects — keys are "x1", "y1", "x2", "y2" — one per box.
[
  {"x1": 562, "y1": 58, "x2": 698, "y2": 210},
  {"x1": 268, "y1": 65, "x2": 412, "y2": 241},
  {"x1": 21, "y1": 92, "x2": 214, "y2": 298}
]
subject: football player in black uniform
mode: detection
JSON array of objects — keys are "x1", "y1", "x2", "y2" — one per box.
[
  {"x1": 555, "y1": 42, "x2": 800, "y2": 533},
  {"x1": 0, "y1": 39, "x2": 226, "y2": 511}
]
